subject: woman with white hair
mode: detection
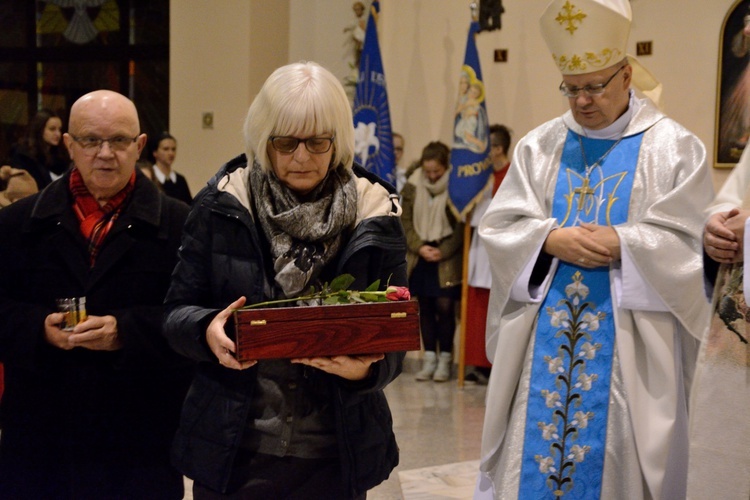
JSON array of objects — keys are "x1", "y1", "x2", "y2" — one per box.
[{"x1": 163, "y1": 61, "x2": 407, "y2": 499}]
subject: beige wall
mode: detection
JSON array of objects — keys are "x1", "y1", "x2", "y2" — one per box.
[
  {"x1": 289, "y1": 0, "x2": 360, "y2": 87},
  {"x1": 170, "y1": 0, "x2": 289, "y2": 193},
  {"x1": 171, "y1": 0, "x2": 734, "y2": 195}
]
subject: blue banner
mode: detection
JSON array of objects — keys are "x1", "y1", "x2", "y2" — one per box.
[
  {"x1": 449, "y1": 20, "x2": 491, "y2": 218},
  {"x1": 352, "y1": 0, "x2": 395, "y2": 186}
]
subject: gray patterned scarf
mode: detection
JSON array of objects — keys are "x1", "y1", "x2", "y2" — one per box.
[{"x1": 250, "y1": 161, "x2": 358, "y2": 298}]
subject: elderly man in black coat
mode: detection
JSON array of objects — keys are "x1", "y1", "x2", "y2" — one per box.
[{"x1": 0, "y1": 90, "x2": 193, "y2": 499}]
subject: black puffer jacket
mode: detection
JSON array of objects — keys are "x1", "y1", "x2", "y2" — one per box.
[{"x1": 163, "y1": 155, "x2": 408, "y2": 496}]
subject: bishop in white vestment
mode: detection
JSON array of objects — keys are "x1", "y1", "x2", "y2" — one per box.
[{"x1": 475, "y1": 1, "x2": 714, "y2": 499}]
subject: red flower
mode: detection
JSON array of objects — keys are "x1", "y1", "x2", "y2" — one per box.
[{"x1": 385, "y1": 286, "x2": 411, "y2": 301}]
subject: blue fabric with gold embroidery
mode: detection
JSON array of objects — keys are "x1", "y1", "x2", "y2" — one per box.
[{"x1": 517, "y1": 130, "x2": 643, "y2": 498}]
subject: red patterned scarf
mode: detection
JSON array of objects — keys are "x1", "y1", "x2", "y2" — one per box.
[{"x1": 69, "y1": 168, "x2": 135, "y2": 266}]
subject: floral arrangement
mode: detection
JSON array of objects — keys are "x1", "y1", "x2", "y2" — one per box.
[{"x1": 242, "y1": 274, "x2": 410, "y2": 309}]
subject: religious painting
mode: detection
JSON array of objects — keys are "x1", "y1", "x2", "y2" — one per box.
[{"x1": 716, "y1": 0, "x2": 750, "y2": 167}]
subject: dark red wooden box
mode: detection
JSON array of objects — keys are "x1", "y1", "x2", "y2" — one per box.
[{"x1": 230, "y1": 300, "x2": 421, "y2": 361}]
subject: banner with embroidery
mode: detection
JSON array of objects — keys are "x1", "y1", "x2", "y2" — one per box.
[{"x1": 518, "y1": 130, "x2": 643, "y2": 498}]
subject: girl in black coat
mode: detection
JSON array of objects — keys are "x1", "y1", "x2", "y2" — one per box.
[
  {"x1": 147, "y1": 131, "x2": 192, "y2": 205},
  {"x1": 10, "y1": 108, "x2": 70, "y2": 189}
]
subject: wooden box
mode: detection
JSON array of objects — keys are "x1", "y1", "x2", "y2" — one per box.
[{"x1": 230, "y1": 300, "x2": 421, "y2": 361}]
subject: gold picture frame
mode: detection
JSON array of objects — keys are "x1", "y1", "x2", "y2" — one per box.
[{"x1": 716, "y1": 0, "x2": 750, "y2": 168}]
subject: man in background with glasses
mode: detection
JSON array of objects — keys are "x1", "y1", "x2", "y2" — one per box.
[
  {"x1": 0, "y1": 90, "x2": 193, "y2": 498},
  {"x1": 475, "y1": 1, "x2": 714, "y2": 499}
]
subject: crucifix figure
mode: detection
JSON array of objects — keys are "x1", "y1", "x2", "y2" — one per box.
[{"x1": 574, "y1": 177, "x2": 595, "y2": 211}]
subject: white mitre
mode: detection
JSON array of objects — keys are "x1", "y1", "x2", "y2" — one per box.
[{"x1": 539, "y1": 0, "x2": 663, "y2": 107}]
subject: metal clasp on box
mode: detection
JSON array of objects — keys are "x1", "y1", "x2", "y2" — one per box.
[
  {"x1": 390, "y1": 312, "x2": 407, "y2": 318},
  {"x1": 251, "y1": 320, "x2": 267, "y2": 325}
]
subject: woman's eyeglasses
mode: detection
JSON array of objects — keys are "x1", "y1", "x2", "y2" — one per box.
[{"x1": 268, "y1": 136, "x2": 334, "y2": 154}]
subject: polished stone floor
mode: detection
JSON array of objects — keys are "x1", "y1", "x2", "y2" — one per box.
[
  {"x1": 183, "y1": 355, "x2": 487, "y2": 499},
  {"x1": 368, "y1": 356, "x2": 487, "y2": 499}
]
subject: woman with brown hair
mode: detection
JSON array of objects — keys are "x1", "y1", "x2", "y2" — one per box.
[
  {"x1": 11, "y1": 109, "x2": 69, "y2": 190},
  {"x1": 401, "y1": 141, "x2": 464, "y2": 382}
]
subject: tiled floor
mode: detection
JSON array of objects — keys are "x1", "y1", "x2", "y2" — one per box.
[{"x1": 183, "y1": 357, "x2": 487, "y2": 499}]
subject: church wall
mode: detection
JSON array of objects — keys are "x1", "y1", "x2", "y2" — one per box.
[{"x1": 170, "y1": 0, "x2": 288, "y2": 194}]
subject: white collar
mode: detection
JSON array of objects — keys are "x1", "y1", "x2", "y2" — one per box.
[{"x1": 153, "y1": 165, "x2": 177, "y2": 184}]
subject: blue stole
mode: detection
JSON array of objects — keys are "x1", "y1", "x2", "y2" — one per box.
[{"x1": 517, "y1": 130, "x2": 643, "y2": 498}]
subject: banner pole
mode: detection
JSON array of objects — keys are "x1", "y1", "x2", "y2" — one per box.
[{"x1": 457, "y1": 208, "x2": 474, "y2": 388}]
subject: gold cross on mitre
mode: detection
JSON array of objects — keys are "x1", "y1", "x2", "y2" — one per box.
[
  {"x1": 574, "y1": 177, "x2": 594, "y2": 211},
  {"x1": 555, "y1": 1, "x2": 587, "y2": 34}
]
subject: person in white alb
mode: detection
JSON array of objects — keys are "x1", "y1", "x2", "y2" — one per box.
[
  {"x1": 474, "y1": 1, "x2": 714, "y2": 498},
  {"x1": 688, "y1": 146, "x2": 750, "y2": 498}
]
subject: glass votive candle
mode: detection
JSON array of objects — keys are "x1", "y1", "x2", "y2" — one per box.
[{"x1": 55, "y1": 297, "x2": 87, "y2": 331}]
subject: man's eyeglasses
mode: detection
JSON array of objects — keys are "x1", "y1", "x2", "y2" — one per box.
[
  {"x1": 71, "y1": 135, "x2": 138, "y2": 154},
  {"x1": 269, "y1": 136, "x2": 335, "y2": 154},
  {"x1": 559, "y1": 65, "x2": 626, "y2": 98}
]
